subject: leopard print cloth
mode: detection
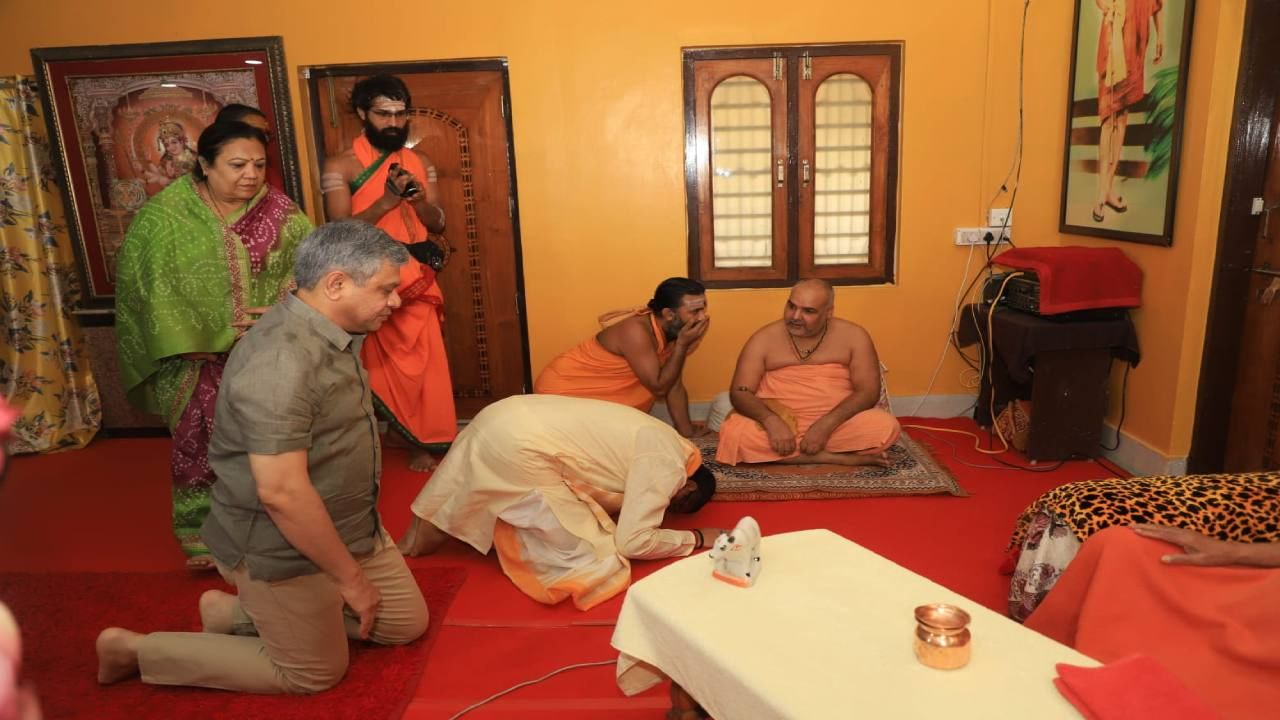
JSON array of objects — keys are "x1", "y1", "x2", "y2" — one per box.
[{"x1": 1006, "y1": 472, "x2": 1280, "y2": 551}]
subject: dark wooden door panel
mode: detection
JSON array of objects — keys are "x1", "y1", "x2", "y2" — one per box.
[{"x1": 1225, "y1": 102, "x2": 1280, "y2": 471}]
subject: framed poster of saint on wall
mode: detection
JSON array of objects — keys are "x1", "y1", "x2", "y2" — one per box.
[
  {"x1": 31, "y1": 36, "x2": 303, "y2": 317},
  {"x1": 1059, "y1": 0, "x2": 1195, "y2": 246}
]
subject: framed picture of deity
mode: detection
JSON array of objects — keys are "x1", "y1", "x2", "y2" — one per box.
[
  {"x1": 1059, "y1": 0, "x2": 1195, "y2": 246},
  {"x1": 31, "y1": 36, "x2": 303, "y2": 317}
]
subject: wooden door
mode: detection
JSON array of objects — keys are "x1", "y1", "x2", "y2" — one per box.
[
  {"x1": 1224, "y1": 102, "x2": 1280, "y2": 471},
  {"x1": 302, "y1": 61, "x2": 529, "y2": 419}
]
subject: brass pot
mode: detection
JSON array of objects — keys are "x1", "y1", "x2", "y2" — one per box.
[{"x1": 913, "y1": 603, "x2": 972, "y2": 670}]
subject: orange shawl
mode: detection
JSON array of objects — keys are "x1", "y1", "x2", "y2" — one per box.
[{"x1": 534, "y1": 309, "x2": 672, "y2": 413}]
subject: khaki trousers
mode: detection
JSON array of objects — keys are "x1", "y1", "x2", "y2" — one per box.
[{"x1": 135, "y1": 528, "x2": 428, "y2": 694}]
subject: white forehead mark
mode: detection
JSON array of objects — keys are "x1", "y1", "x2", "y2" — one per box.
[{"x1": 372, "y1": 98, "x2": 407, "y2": 112}]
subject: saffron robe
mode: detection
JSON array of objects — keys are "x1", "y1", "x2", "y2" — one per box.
[
  {"x1": 1026, "y1": 526, "x2": 1280, "y2": 720},
  {"x1": 350, "y1": 135, "x2": 457, "y2": 445},
  {"x1": 716, "y1": 363, "x2": 900, "y2": 465},
  {"x1": 534, "y1": 310, "x2": 673, "y2": 413}
]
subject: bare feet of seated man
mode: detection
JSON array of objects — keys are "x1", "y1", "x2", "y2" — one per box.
[
  {"x1": 398, "y1": 516, "x2": 449, "y2": 556},
  {"x1": 761, "y1": 407, "x2": 891, "y2": 468}
]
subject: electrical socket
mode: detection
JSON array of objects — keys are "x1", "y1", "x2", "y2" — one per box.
[
  {"x1": 954, "y1": 226, "x2": 1013, "y2": 246},
  {"x1": 988, "y1": 208, "x2": 1013, "y2": 227}
]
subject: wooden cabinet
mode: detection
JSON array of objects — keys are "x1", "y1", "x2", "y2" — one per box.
[{"x1": 960, "y1": 304, "x2": 1138, "y2": 462}]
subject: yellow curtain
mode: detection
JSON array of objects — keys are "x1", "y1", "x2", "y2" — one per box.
[{"x1": 0, "y1": 77, "x2": 100, "y2": 453}]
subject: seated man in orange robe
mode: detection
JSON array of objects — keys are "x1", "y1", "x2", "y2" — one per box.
[
  {"x1": 534, "y1": 278, "x2": 709, "y2": 437},
  {"x1": 717, "y1": 278, "x2": 899, "y2": 466},
  {"x1": 1026, "y1": 524, "x2": 1280, "y2": 719}
]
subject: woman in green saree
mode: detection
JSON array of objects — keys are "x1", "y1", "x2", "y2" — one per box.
[{"x1": 115, "y1": 120, "x2": 313, "y2": 570}]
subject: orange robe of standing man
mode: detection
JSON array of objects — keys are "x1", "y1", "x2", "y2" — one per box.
[
  {"x1": 349, "y1": 135, "x2": 457, "y2": 445},
  {"x1": 534, "y1": 309, "x2": 674, "y2": 413}
]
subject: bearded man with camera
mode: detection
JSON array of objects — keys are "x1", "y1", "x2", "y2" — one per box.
[{"x1": 321, "y1": 74, "x2": 456, "y2": 472}]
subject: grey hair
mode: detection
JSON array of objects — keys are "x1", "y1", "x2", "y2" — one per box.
[{"x1": 293, "y1": 219, "x2": 409, "y2": 290}]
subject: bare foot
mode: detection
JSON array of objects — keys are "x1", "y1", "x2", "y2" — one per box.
[
  {"x1": 408, "y1": 448, "x2": 439, "y2": 473},
  {"x1": 199, "y1": 590, "x2": 239, "y2": 634},
  {"x1": 398, "y1": 517, "x2": 447, "y2": 556},
  {"x1": 777, "y1": 450, "x2": 891, "y2": 467},
  {"x1": 96, "y1": 627, "x2": 142, "y2": 684},
  {"x1": 186, "y1": 555, "x2": 216, "y2": 572},
  {"x1": 842, "y1": 451, "x2": 892, "y2": 468}
]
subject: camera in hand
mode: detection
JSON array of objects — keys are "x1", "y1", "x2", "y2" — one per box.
[{"x1": 386, "y1": 162, "x2": 421, "y2": 199}]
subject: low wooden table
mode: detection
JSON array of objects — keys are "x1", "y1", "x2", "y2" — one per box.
[{"x1": 612, "y1": 530, "x2": 1096, "y2": 719}]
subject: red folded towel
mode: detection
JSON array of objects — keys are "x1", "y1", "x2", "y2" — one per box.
[
  {"x1": 993, "y1": 246, "x2": 1142, "y2": 314},
  {"x1": 1054, "y1": 655, "x2": 1218, "y2": 720}
]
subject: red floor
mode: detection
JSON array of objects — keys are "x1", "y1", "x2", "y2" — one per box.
[{"x1": 0, "y1": 417, "x2": 1121, "y2": 718}]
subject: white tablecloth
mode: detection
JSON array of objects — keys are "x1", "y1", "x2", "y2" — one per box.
[{"x1": 611, "y1": 529, "x2": 1095, "y2": 719}]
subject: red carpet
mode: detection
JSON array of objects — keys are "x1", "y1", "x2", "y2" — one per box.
[
  {"x1": 1, "y1": 418, "x2": 1123, "y2": 718},
  {"x1": 0, "y1": 567, "x2": 465, "y2": 720}
]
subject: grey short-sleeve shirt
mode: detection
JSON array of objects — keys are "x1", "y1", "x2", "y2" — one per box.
[{"x1": 202, "y1": 293, "x2": 382, "y2": 582}]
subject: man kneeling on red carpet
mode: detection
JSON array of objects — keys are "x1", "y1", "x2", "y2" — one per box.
[{"x1": 96, "y1": 220, "x2": 429, "y2": 694}]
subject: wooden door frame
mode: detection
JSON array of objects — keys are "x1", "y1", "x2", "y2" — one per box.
[
  {"x1": 298, "y1": 57, "x2": 533, "y2": 397},
  {"x1": 1188, "y1": 0, "x2": 1280, "y2": 472}
]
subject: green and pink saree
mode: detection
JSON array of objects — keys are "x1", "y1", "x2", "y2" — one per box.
[{"x1": 115, "y1": 174, "x2": 312, "y2": 559}]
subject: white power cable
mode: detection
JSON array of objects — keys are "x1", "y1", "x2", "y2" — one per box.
[
  {"x1": 446, "y1": 659, "x2": 617, "y2": 720},
  {"x1": 911, "y1": 241, "x2": 977, "y2": 418},
  {"x1": 929, "y1": 0, "x2": 1031, "y2": 417}
]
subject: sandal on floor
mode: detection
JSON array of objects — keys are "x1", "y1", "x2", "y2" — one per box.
[{"x1": 186, "y1": 555, "x2": 216, "y2": 572}]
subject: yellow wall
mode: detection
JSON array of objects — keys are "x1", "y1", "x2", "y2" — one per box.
[
  {"x1": 1, "y1": 0, "x2": 1246, "y2": 459},
  {"x1": 980, "y1": 0, "x2": 1245, "y2": 458}
]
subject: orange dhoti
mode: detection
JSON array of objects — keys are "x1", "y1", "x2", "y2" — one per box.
[
  {"x1": 350, "y1": 134, "x2": 457, "y2": 445},
  {"x1": 715, "y1": 363, "x2": 900, "y2": 465},
  {"x1": 362, "y1": 272, "x2": 457, "y2": 444},
  {"x1": 534, "y1": 312, "x2": 672, "y2": 413},
  {"x1": 1025, "y1": 527, "x2": 1280, "y2": 719}
]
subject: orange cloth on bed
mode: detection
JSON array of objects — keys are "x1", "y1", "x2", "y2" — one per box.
[
  {"x1": 533, "y1": 310, "x2": 672, "y2": 413},
  {"x1": 351, "y1": 135, "x2": 456, "y2": 444},
  {"x1": 1026, "y1": 526, "x2": 1280, "y2": 720},
  {"x1": 1053, "y1": 655, "x2": 1217, "y2": 720},
  {"x1": 715, "y1": 363, "x2": 900, "y2": 465}
]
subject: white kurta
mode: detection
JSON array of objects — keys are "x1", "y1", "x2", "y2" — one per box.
[{"x1": 410, "y1": 395, "x2": 701, "y2": 607}]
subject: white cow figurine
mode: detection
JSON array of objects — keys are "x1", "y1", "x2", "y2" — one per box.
[{"x1": 708, "y1": 516, "x2": 762, "y2": 588}]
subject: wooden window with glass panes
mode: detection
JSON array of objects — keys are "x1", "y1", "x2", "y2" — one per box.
[{"x1": 684, "y1": 44, "x2": 901, "y2": 287}]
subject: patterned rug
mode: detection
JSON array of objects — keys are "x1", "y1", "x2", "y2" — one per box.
[{"x1": 698, "y1": 432, "x2": 967, "y2": 501}]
